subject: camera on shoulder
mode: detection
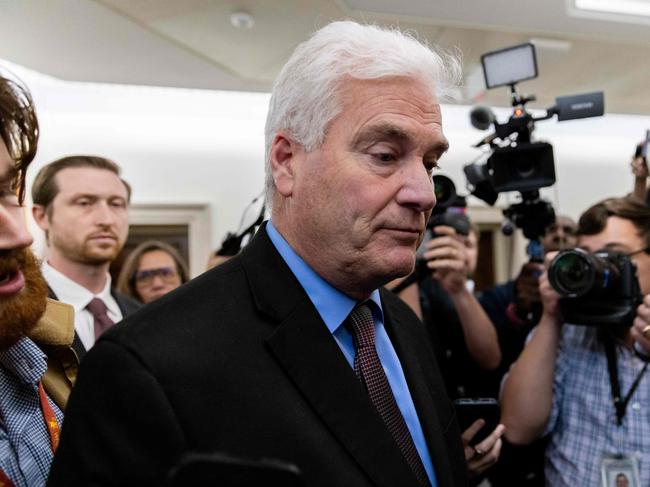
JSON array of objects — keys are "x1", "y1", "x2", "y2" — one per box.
[{"x1": 548, "y1": 248, "x2": 642, "y2": 327}]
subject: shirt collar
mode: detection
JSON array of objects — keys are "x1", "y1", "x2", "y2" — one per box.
[
  {"x1": 42, "y1": 261, "x2": 120, "y2": 317},
  {"x1": 0, "y1": 337, "x2": 47, "y2": 386},
  {"x1": 265, "y1": 220, "x2": 383, "y2": 334}
]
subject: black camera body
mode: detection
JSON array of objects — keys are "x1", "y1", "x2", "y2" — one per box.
[
  {"x1": 414, "y1": 175, "x2": 470, "y2": 277},
  {"x1": 548, "y1": 248, "x2": 642, "y2": 327}
]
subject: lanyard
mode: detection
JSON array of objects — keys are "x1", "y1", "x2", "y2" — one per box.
[
  {"x1": 37, "y1": 382, "x2": 60, "y2": 452},
  {"x1": 0, "y1": 382, "x2": 60, "y2": 487},
  {"x1": 604, "y1": 336, "x2": 649, "y2": 426}
]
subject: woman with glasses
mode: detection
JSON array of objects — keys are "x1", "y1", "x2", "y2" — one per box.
[{"x1": 116, "y1": 240, "x2": 189, "y2": 304}]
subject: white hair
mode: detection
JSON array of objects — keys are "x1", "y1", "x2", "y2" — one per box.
[{"x1": 263, "y1": 20, "x2": 462, "y2": 209}]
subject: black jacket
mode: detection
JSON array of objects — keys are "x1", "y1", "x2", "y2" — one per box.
[{"x1": 49, "y1": 227, "x2": 467, "y2": 487}]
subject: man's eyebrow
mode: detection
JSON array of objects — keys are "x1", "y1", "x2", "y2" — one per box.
[{"x1": 352, "y1": 123, "x2": 449, "y2": 154}]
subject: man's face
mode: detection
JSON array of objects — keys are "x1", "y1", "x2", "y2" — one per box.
[
  {"x1": 37, "y1": 167, "x2": 129, "y2": 267},
  {"x1": 616, "y1": 473, "x2": 629, "y2": 487},
  {"x1": 0, "y1": 140, "x2": 47, "y2": 349},
  {"x1": 543, "y1": 215, "x2": 577, "y2": 252},
  {"x1": 272, "y1": 77, "x2": 447, "y2": 298},
  {"x1": 578, "y1": 216, "x2": 650, "y2": 296}
]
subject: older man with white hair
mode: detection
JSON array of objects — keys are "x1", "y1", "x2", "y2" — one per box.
[{"x1": 49, "y1": 21, "x2": 500, "y2": 487}]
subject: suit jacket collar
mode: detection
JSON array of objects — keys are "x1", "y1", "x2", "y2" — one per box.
[{"x1": 239, "y1": 225, "x2": 455, "y2": 487}]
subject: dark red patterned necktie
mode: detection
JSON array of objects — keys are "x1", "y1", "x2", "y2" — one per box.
[
  {"x1": 86, "y1": 298, "x2": 114, "y2": 340},
  {"x1": 347, "y1": 302, "x2": 431, "y2": 487}
]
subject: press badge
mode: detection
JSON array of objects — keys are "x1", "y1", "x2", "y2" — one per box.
[{"x1": 600, "y1": 454, "x2": 640, "y2": 487}]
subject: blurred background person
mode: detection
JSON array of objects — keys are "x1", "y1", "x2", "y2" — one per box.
[
  {"x1": 392, "y1": 212, "x2": 502, "y2": 399},
  {"x1": 117, "y1": 240, "x2": 188, "y2": 304}
]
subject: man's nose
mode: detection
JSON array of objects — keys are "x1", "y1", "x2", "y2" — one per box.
[
  {"x1": 397, "y1": 162, "x2": 436, "y2": 212},
  {"x1": 0, "y1": 206, "x2": 34, "y2": 250},
  {"x1": 94, "y1": 202, "x2": 117, "y2": 225}
]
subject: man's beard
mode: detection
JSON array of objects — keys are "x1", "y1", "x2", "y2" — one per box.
[
  {"x1": 0, "y1": 248, "x2": 48, "y2": 350},
  {"x1": 52, "y1": 232, "x2": 121, "y2": 266}
]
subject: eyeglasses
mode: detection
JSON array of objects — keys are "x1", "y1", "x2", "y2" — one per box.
[{"x1": 134, "y1": 267, "x2": 179, "y2": 286}]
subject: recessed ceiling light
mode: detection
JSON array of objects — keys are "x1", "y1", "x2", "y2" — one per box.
[{"x1": 230, "y1": 11, "x2": 255, "y2": 29}]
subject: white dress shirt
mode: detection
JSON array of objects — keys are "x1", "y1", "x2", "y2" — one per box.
[{"x1": 42, "y1": 262, "x2": 122, "y2": 351}]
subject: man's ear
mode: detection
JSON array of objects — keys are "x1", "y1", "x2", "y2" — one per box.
[
  {"x1": 269, "y1": 131, "x2": 302, "y2": 197},
  {"x1": 31, "y1": 204, "x2": 50, "y2": 232}
]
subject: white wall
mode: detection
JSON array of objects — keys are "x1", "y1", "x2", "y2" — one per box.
[{"x1": 5, "y1": 60, "x2": 649, "y2": 273}]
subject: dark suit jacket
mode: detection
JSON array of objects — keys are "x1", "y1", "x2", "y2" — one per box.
[
  {"x1": 48, "y1": 227, "x2": 467, "y2": 487},
  {"x1": 47, "y1": 286, "x2": 141, "y2": 360}
]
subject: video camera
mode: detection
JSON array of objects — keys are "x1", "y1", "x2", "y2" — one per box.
[
  {"x1": 548, "y1": 248, "x2": 642, "y2": 327},
  {"x1": 463, "y1": 43, "x2": 604, "y2": 259}
]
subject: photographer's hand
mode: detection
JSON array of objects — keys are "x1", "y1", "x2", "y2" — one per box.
[
  {"x1": 631, "y1": 155, "x2": 649, "y2": 178},
  {"x1": 539, "y1": 252, "x2": 562, "y2": 320},
  {"x1": 423, "y1": 225, "x2": 468, "y2": 294},
  {"x1": 631, "y1": 155, "x2": 649, "y2": 201},
  {"x1": 514, "y1": 262, "x2": 544, "y2": 318},
  {"x1": 631, "y1": 294, "x2": 650, "y2": 355},
  {"x1": 462, "y1": 420, "x2": 505, "y2": 478}
]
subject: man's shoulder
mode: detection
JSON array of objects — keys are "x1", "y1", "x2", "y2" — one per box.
[
  {"x1": 103, "y1": 258, "x2": 250, "y2": 346},
  {"x1": 111, "y1": 290, "x2": 142, "y2": 316}
]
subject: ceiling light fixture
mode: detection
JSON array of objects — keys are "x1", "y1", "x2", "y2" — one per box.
[
  {"x1": 573, "y1": 0, "x2": 650, "y2": 17},
  {"x1": 230, "y1": 11, "x2": 255, "y2": 29}
]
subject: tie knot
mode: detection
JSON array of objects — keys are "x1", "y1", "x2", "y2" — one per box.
[
  {"x1": 347, "y1": 302, "x2": 376, "y2": 349},
  {"x1": 86, "y1": 297, "x2": 109, "y2": 317}
]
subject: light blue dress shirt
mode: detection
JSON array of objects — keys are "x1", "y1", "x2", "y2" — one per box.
[{"x1": 266, "y1": 220, "x2": 436, "y2": 486}]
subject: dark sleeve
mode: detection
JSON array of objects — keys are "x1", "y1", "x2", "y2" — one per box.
[
  {"x1": 48, "y1": 340, "x2": 186, "y2": 487},
  {"x1": 478, "y1": 281, "x2": 514, "y2": 333}
]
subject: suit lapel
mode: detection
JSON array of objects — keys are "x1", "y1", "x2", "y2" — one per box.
[
  {"x1": 240, "y1": 226, "x2": 421, "y2": 487},
  {"x1": 381, "y1": 290, "x2": 458, "y2": 487}
]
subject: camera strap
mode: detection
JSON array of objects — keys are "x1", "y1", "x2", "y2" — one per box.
[{"x1": 603, "y1": 336, "x2": 649, "y2": 426}]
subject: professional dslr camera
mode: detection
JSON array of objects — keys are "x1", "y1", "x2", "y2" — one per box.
[
  {"x1": 463, "y1": 43, "x2": 604, "y2": 259},
  {"x1": 548, "y1": 248, "x2": 643, "y2": 327},
  {"x1": 408, "y1": 175, "x2": 470, "y2": 284}
]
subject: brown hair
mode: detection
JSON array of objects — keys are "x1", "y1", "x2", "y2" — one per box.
[
  {"x1": 0, "y1": 73, "x2": 39, "y2": 203},
  {"x1": 577, "y1": 196, "x2": 650, "y2": 249},
  {"x1": 31, "y1": 155, "x2": 131, "y2": 211},
  {"x1": 116, "y1": 240, "x2": 189, "y2": 301}
]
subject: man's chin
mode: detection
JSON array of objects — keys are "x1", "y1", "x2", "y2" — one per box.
[
  {"x1": 81, "y1": 248, "x2": 119, "y2": 266},
  {"x1": 0, "y1": 249, "x2": 48, "y2": 350}
]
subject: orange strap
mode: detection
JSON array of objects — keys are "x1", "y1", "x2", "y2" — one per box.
[{"x1": 37, "y1": 381, "x2": 60, "y2": 452}]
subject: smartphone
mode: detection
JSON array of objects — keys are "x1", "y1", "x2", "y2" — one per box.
[
  {"x1": 167, "y1": 452, "x2": 305, "y2": 487},
  {"x1": 634, "y1": 129, "x2": 650, "y2": 160},
  {"x1": 453, "y1": 398, "x2": 500, "y2": 446}
]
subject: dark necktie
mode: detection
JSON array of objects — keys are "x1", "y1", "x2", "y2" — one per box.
[
  {"x1": 347, "y1": 303, "x2": 431, "y2": 487},
  {"x1": 86, "y1": 298, "x2": 114, "y2": 340}
]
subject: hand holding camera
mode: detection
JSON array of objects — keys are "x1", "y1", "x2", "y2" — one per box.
[
  {"x1": 539, "y1": 254, "x2": 563, "y2": 321},
  {"x1": 422, "y1": 225, "x2": 469, "y2": 295},
  {"x1": 514, "y1": 261, "x2": 545, "y2": 318},
  {"x1": 631, "y1": 294, "x2": 650, "y2": 356}
]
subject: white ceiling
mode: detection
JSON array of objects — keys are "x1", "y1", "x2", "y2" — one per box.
[{"x1": 0, "y1": 0, "x2": 648, "y2": 114}]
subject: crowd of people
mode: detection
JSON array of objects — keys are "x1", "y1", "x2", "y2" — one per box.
[{"x1": 1, "y1": 19, "x2": 649, "y2": 487}]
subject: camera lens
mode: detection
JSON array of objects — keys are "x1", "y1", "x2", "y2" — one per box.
[
  {"x1": 433, "y1": 175, "x2": 456, "y2": 208},
  {"x1": 549, "y1": 249, "x2": 595, "y2": 297}
]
